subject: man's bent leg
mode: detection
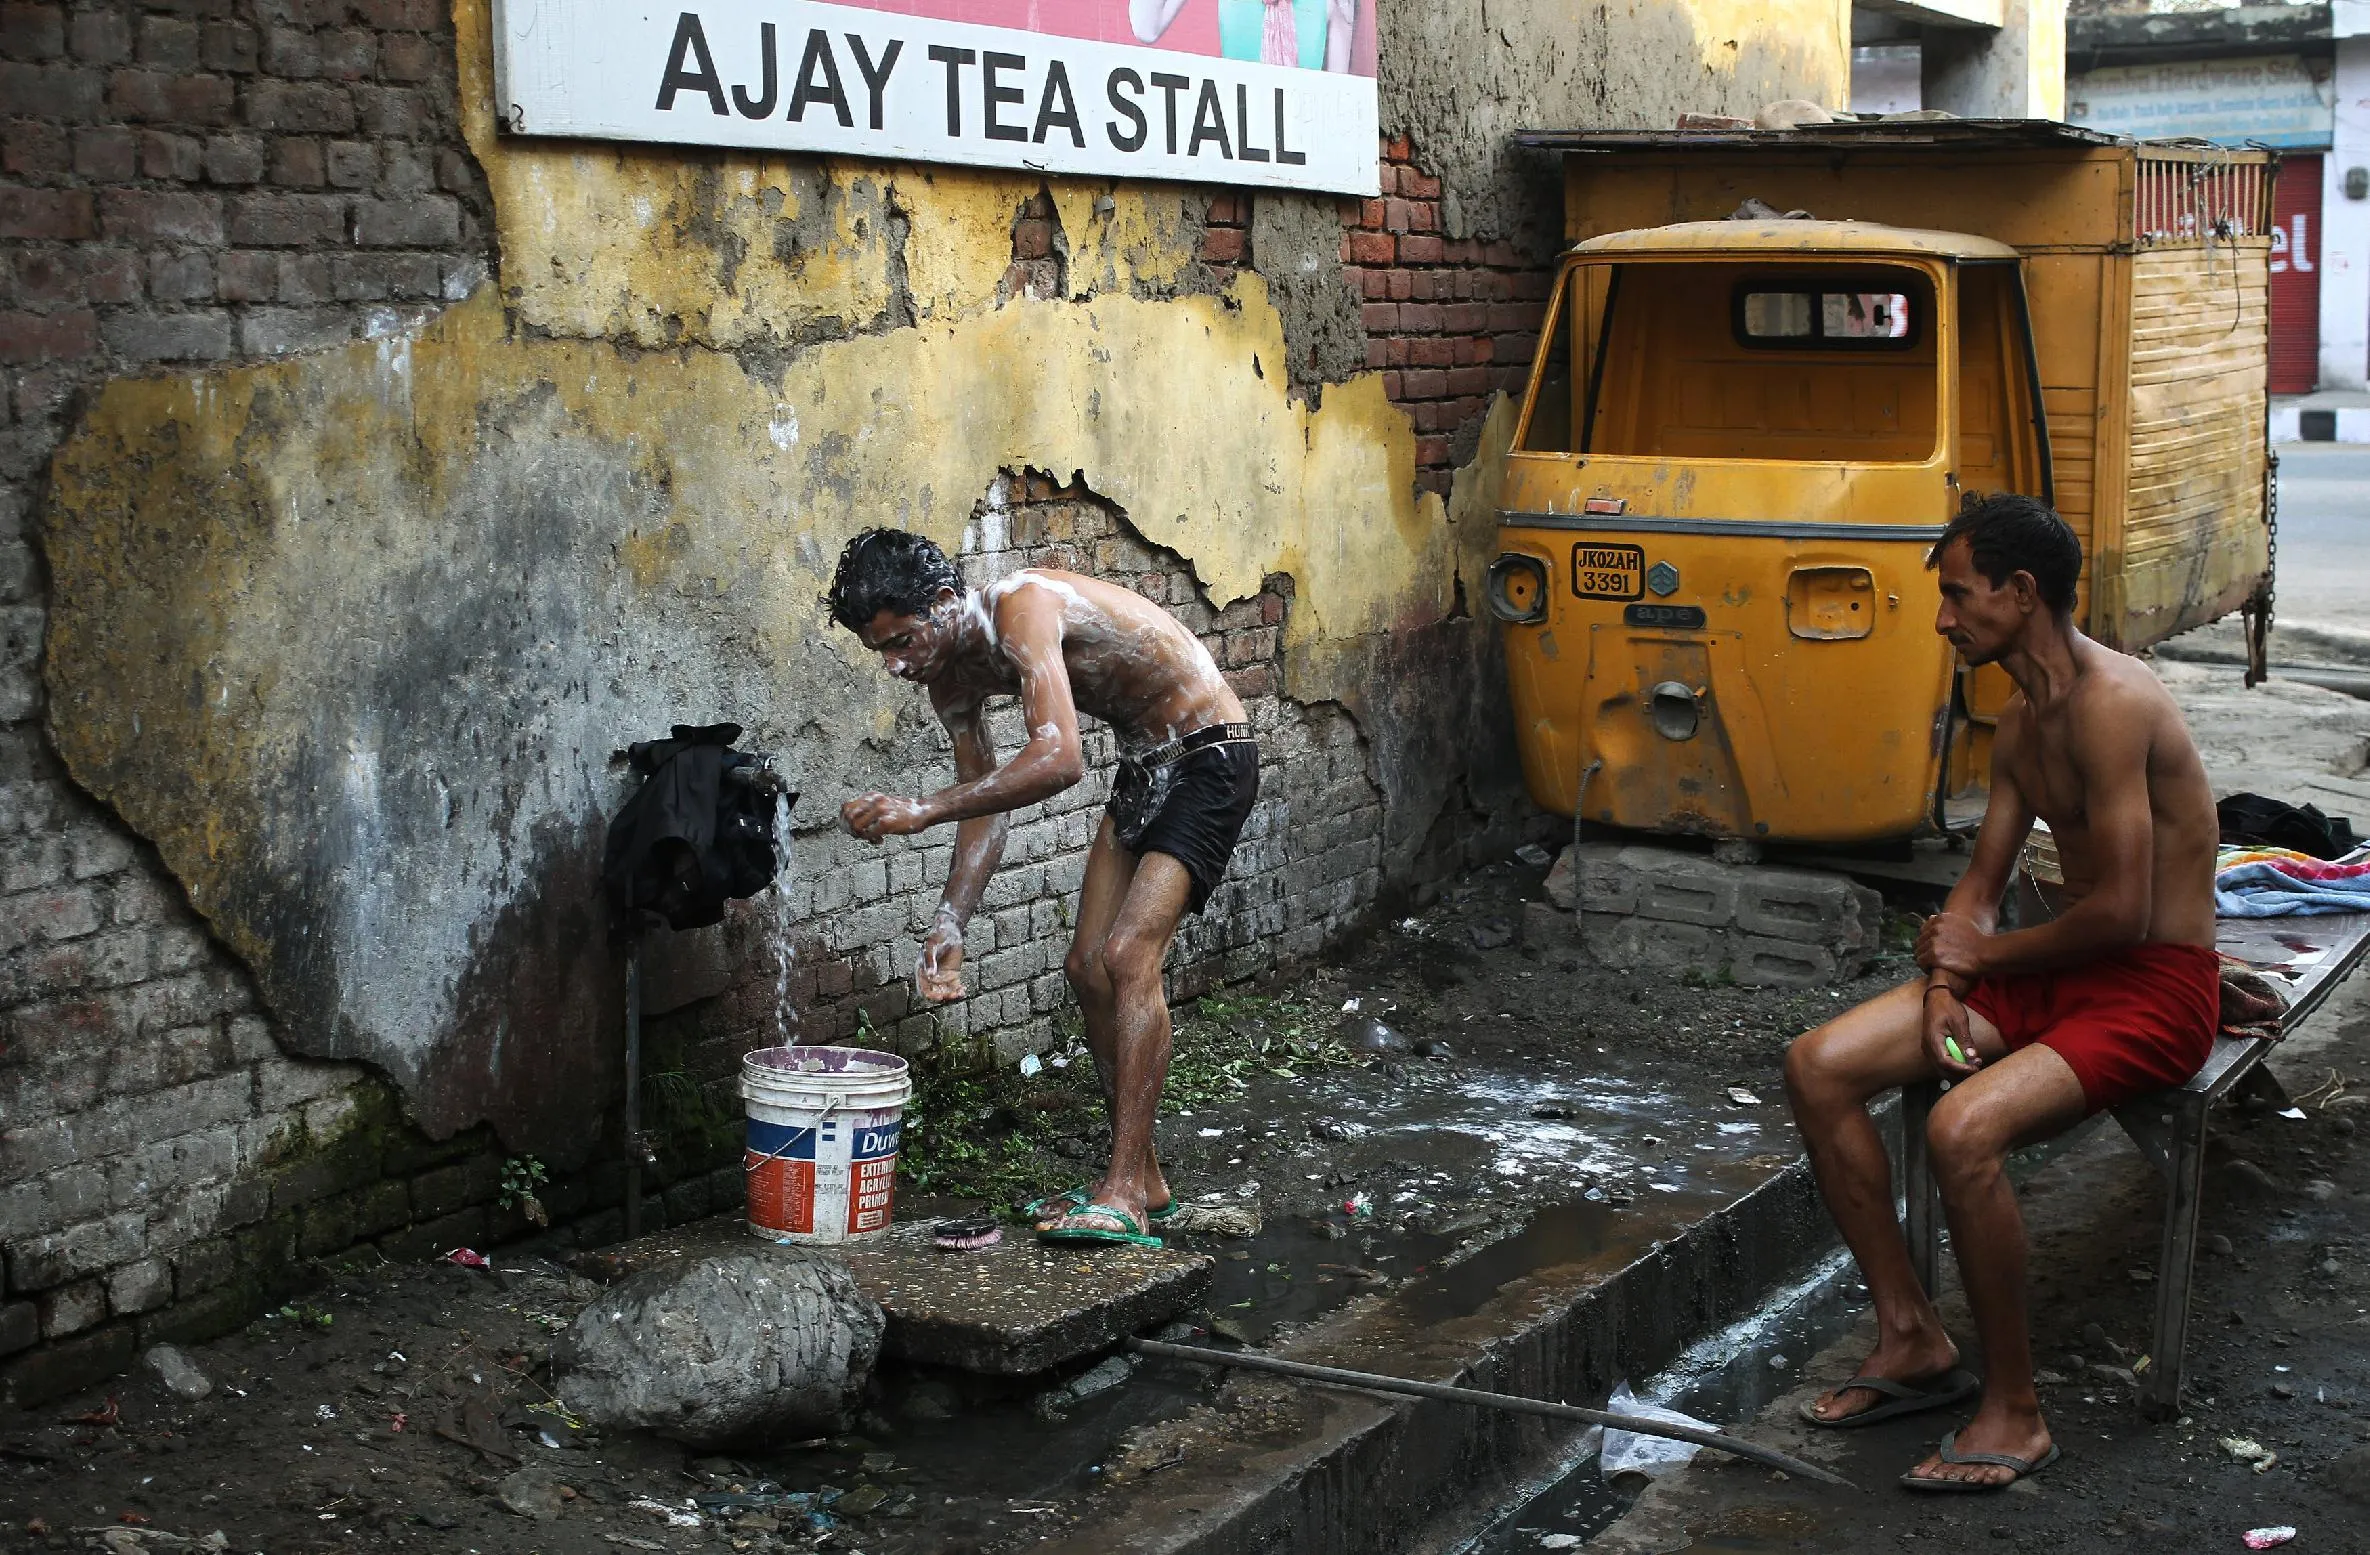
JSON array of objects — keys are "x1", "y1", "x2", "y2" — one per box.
[
  {"x1": 1784, "y1": 980, "x2": 2003, "y2": 1423},
  {"x1": 1905, "y1": 1041, "x2": 2086, "y2": 1487},
  {"x1": 1056, "y1": 820, "x2": 1165, "y2": 1217},
  {"x1": 1064, "y1": 818, "x2": 1139, "y2": 1112},
  {"x1": 1074, "y1": 853, "x2": 1194, "y2": 1223}
]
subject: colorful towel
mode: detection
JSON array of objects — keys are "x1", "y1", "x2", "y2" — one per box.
[{"x1": 2214, "y1": 842, "x2": 2370, "y2": 918}]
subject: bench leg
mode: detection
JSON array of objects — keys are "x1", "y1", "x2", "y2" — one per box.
[
  {"x1": 1903, "y1": 1080, "x2": 1943, "y2": 1300},
  {"x1": 2143, "y1": 1093, "x2": 2208, "y2": 1421}
]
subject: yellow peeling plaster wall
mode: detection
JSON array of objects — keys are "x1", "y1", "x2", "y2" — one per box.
[{"x1": 41, "y1": 0, "x2": 1846, "y2": 1151}]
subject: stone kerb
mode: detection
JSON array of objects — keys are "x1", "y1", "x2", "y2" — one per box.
[{"x1": 1544, "y1": 842, "x2": 1884, "y2": 988}]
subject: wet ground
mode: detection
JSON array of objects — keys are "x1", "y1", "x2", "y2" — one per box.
[
  {"x1": 0, "y1": 858, "x2": 1920, "y2": 1555},
  {"x1": 1589, "y1": 980, "x2": 2370, "y2": 1555}
]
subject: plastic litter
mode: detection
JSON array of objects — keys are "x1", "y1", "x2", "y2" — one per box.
[
  {"x1": 2221, "y1": 1436, "x2": 2279, "y2": 1473},
  {"x1": 442, "y1": 1248, "x2": 491, "y2": 1270},
  {"x1": 627, "y1": 1497, "x2": 704, "y2": 1528},
  {"x1": 1019, "y1": 1053, "x2": 1043, "y2": 1078},
  {"x1": 1725, "y1": 1087, "x2": 1762, "y2": 1107},
  {"x1": 2243, "y1": 1529, "x2": 2298, "y2": 1550},
  {"x1": 693, "y1": 1490, "x2": 811, "y2": 1513},
  {"x1": 1600, "y1": 1381, "x2": 1719, "y2": 1480},
  {"x1": 1515, "y1": 843, "x2": 1554, "y2": 868}
]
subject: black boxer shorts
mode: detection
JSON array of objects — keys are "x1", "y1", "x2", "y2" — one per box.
[{"x1": 1106, "y1": 727, "x2": 1260, "y2": 914}]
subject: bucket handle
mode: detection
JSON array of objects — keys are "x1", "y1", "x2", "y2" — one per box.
[{"x1": 743, "y1": 1091, "x2": 841, "y2": 1172}]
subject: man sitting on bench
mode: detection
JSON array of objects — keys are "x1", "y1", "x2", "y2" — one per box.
[{"x1": 1782, "y1": 494, "x2": 2221, "y2": 1491}]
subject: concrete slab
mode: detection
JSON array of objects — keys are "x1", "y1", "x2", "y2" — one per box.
[
  {"x1": 838, "y1": 1223, "x2": 1213, "y2": 1375},
  {"x1": 571, "y1": 1214, "x2": 1214, "y2": 1376}
]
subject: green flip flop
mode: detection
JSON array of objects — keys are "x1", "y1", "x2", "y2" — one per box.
[
  {"x1": 1037, "y1": 1201, "x2": 1164, "y2": 1249},
  {"x1": 1023, "y1": 1186, "x2": 1178, "y2": 1224}
]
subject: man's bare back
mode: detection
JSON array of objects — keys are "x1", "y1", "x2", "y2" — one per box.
[{"x1": 928, "y1": 569, "x2": 1245, "y2": 749}]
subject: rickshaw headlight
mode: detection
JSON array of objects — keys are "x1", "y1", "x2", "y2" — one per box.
[
  {"x1": 1486, "y1": 553, "x2": 1549, "y2": 624},
  {"x1": 1648, "y1": 681, "x2": 1701, "y2": 742}
]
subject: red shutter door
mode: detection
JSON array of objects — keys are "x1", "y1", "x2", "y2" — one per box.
[{"x1": 2269, "y1": 155, "x2": 2322, "y2": 395}]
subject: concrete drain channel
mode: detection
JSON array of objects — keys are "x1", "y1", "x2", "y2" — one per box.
[{"x1": 1454, "y1": 1247, "x2": 1866, "y2": 1551}]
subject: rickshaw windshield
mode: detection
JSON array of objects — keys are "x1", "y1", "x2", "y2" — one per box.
[{"x1": 1518, "y1": 259, "x2": 1943, "y2": 464}]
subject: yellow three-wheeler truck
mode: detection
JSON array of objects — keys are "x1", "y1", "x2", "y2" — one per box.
[{"x1": 1489, "y1": 122, "x2": 2274, "y2": 845}]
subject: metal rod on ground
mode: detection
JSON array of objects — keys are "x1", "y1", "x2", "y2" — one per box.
[
  {"x1": 624, "y1": 941, "x2": 643, "y2": 1241},
  {"x1": 1126, "y1": 1338, "x2": 1857, "y2": 1491}
]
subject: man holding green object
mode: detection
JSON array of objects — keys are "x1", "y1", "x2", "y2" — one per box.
[{"x1": 1782, "y1": 495, "x2": 2220, "y2": 1493}]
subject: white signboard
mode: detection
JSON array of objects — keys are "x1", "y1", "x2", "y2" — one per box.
[
  {"x1": 2067, "y1": 55, "x2": 2333, "y2": 149},
  {"x1": 492, "y1": 0, "x2": 1381, "y2": 195}
]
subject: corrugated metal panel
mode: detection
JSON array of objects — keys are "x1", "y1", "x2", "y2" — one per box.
[
  {"x1": 2269, "y1": 154, "x2": 2322, "y2": 394},
  {"x1": 2120, "y1": 244, "x2": 2272, "y2": 647}
]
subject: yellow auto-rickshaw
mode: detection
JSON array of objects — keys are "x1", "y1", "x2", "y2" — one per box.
[{"x1": 1491, "y1": 124, "x2": 2273, "y2": 845}]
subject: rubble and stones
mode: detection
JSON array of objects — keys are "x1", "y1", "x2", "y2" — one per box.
[{"x1": 1543, "y1": 842, "x2": 1887, "y2": 987}]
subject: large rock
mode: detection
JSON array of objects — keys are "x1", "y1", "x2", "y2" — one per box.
[{"x1": 553, "y1": 1250, "x2": 882, "y2": 1447}]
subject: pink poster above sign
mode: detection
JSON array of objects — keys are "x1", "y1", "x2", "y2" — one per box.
[{"x1": 853, "y1": 0, "x2": 1377, "y2": 75}]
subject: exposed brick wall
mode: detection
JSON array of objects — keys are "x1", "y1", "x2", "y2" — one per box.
[
  {"x1": 1345, "y1": 135, "x2": 1554, "y2": 494},
  {"x1": 0, "y1": 0, "x2": 503, "y2": 1406},
  {"x1": 0, "y1": 0, "x2": 493, "y2": 370}
]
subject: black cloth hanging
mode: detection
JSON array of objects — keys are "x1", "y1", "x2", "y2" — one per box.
[
  {"x1": 602, "y1": 723, "x2": 792, "y2": 930},
  {"x1": 2216, "y1": 792, "x2": 2360, "y2": 862}
]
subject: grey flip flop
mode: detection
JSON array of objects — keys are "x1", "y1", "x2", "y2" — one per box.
[
  {"x1": 1799, "y1": 1368, "x2": 1981, "y2": 1429},
  {"x1": 1900, "y1": 1429, "x2": 2061, "y2": 1492}
]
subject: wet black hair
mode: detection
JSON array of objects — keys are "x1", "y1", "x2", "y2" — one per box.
[
  {"x1": 823, "y1": 528, "x2": 962, "y2": 633},
  {"x1": 1927, "y1": 493, "x2": 2082, "y2": 616}
]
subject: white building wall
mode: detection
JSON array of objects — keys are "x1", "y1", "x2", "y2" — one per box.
[{"x1": 2326, "y1": 4, "x2": 2370, "y2": 391}]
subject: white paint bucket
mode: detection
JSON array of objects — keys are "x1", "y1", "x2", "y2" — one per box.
[{"x1": 740, "y1": 1045, "x2": 913, "y2": 1243}]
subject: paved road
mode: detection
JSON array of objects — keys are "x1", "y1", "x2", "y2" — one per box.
[{"x1": 2273, "y1": 444, "x2": 2370, "y2": 633}]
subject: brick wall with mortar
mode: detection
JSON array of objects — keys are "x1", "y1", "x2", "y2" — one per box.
[{"x1": 0, "y1": 0, "x2": 521, "y2": 1405}]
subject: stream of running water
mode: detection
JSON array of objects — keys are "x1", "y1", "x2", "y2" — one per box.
[{"x1": 770, "y1": 790, "x2": 799, "y2": 1050}]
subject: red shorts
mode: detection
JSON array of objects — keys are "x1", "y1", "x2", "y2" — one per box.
[{"x1": 1962, "y1": 942, "x2": 2220, "y2": 1113}]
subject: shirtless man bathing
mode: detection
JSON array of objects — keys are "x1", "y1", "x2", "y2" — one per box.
[
  {"x1": 827, "y1": 529, "x2": 1257, "y2": 1248},
  {"x1": 1784, "y1": 494, "x2": 2221, "y2": 1491}
]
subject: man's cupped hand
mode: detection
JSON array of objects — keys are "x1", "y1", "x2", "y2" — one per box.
[{"x1": 841, "y1": 792, "x2": 930, "y2": 842}]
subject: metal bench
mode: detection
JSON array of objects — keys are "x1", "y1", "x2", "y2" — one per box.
[{"x1": 1899, "y1": 909, "x2": 2370, "y2": 1419}]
